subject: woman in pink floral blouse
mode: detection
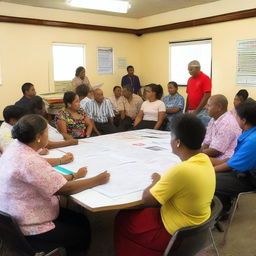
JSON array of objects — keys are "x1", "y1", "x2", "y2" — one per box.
[{"x1": 0, "y1": 114, "x2": 110, "y2": 255}]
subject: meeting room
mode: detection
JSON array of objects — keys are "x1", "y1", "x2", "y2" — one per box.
[{"x1": 0, "y1": 0, "x2": 256, "y2": 255}]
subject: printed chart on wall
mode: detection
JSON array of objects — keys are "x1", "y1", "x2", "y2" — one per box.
[
  {"x1": 0, "y1": 59, "x2": 2, "y2": 85},
  {"x1": 98, "y1": 47, "x2": 113, "y2": 74},
  {"x1": 237, "y1": 39, "x2": 256, "y2": 86}
]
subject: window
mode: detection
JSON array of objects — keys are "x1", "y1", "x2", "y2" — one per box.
[
  {"x1": 52, "y1": 44, "x2": 85, "y2": 90},
  {"x1": 169, "y1": 39, "x2": 212, "y2": 85}
]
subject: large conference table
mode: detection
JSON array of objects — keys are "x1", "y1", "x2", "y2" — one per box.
[{"x1": 48, "y1": 129, "x2": 181, "y2": 212}]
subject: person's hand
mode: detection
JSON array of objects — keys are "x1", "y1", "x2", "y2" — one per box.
[
  {"x1": 74, "y1": 167, "x2": 87, "y2": 179},
  {"x1": 151, "y1": 173, "x2": 161, "y2": 183},
  {"x1": 67, "y1": 139, "x2": 78, "y2": 146},
  {"x1": 61, "y1": 152, "x2": 74, "y2": 164},
  {"x1": 39, "y1": 148, "x2": 49, "y2": 155},
  {"x1": 95, "y1": 171, "x2": 110, "y2": 185}
]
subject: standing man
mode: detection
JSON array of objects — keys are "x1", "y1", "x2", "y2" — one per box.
[
  {"x1": 185, "y1": 60, "x2": 211, "y2": 126},
  {"x1": 121, "y1": 65, "x2": 141, "y2": 95},
  {"x1": 15, "y1": 82, "x2": 36, "y2": 112}
]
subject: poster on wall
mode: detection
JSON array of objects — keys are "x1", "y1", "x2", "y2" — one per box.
[
  {"x1": 118, "y1": 58, "x2": 127, "y2": 69},
  {"x1": 237, "y1": 39, "x2": 256, "y2": 86},
  {"x1": 98, "y1": 47, "x2": 113, "y2": 74},
  {"x1": 0, "y1": 58, "x2": 2, "y2": 86}
]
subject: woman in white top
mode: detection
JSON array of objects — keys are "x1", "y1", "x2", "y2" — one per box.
[
  {"x1": 133, "y1": 84, "x2": 166, "y2": 130},
  {"x1": 72, "y1": 66, "x2": 91, "y2": 91}
]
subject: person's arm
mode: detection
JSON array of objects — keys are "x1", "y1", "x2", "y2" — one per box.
[
  {"x1": 56, "y1": 171, "x2": 110, "y2": 195},
  {"x1": 185, "y1": 97, "x2": 189, "y2": 112},
  {"x1": 201, "y1": 143, "x2": 209, "y2": 150},
  {"x1": 192, "y1": 92, "x2": 211, "y2": 115},
  {"x1": 46, "y1": 152, "x2": 74, "y2": 167},
  {"x1": 153, "y1": 112, "x2": 166, "y2": 130},
  {"x1": 108, "y1": 117, "x2": 114, "y2": 124},
  {"x1": 85, "y1": 117, "x2": 93, "y2": 137},
  {"x1": 56, "y1": 120, "x2": 74, "y2": 139},
  {"x1": 142, "y1": 173, "x2": 161, "y2": 207},
  {"x1": 166, "y1": 107, "x2": 181, "y2": 114},
  {"x1": 214, "y1": 163, "x2": 232, "y2": 172},
  {"x1": 63, "y1": 167, "x2": 87, "y2": 181},
  {"x1": 210, "y1": 157, "x2": 229, "y2": 166},
  {"x1": 120, "y1": 110, "x2": 126, "y2": 120},
  {"x1": 202, "y1": 147, "x2": 222, "y2": 158},
  {"x1": 133, "y1": 110, "x2": 144, "y2": 127},
  {"x1": 91, "y1": 119, "x2": 101, "y2": 136},
  {"x1": 46, "y1": 139, "x2": 78, "y2": 149}
]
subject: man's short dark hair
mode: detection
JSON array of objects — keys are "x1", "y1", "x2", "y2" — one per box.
[
  {"x1": 76, "y1": 84, "x2": 89, "y2": 97},
  {"x1": 170, "y1": 114, "x2": 206, "y2": 150},
  {"x1": 146, "y1": 84, "x2": 163, "y2": 100},
  {"x1": 122, "y1": 84, "x2": 133, "y2": 93},
  {"x1": 236, "y1": 89, "x2": 248, "y2": 102},
  {"x1": 21, "y1": 82, "x2": 33, "y2": 95},
  {"x1": 127, "y1": 65, "x2": 134, "y2": 71},
  {"x1": 28, "y1": 96, "x2": 45, "y2": 114},
  {"x1": 113, "y1": 86, "x2": 121, "y2": 92},
  {"x1": 168, "y1": 81, "x2": 178, "y2": 89},
  {"x1": 236, "y1": 101, "x2": 256, "y2": 126},
  {"x1": 3, "y1": 105, "x2": 26, "y2": 123}
]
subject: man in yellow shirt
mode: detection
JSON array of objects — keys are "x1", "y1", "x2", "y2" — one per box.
[{"x1": 115, "y1": 114, "x2": 216, "y2": 256}]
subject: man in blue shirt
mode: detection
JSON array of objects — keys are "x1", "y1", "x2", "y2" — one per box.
[
  {"x1": 213, "y1": 101, "x2": 256, "y2": 216},
  {"x1": 121, "y1": 65, "x2": 141, "y2": 95}
]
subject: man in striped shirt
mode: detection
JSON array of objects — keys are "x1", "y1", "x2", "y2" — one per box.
[{"x1": 85, "y1": 88, "x2": 117, "y2": 135}]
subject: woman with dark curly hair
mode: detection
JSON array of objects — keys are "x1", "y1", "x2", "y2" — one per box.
[{"x1": 133, "y1": 84, "x2": 166, "y2": 130}]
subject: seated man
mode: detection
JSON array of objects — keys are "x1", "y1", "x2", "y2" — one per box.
[
  {"x1": 213, "y1": 101, "x2": 256, "y2": 217},
  {"x1": 109, "y1": 86, "x2": 124, "y2": 127},
  {"x1": 118, "y1": 84, "x2": 143, "y2": 131},
  {"x1": 109, "y1": 86, "x2": 123, "y2": 115},
  {"x1": 15, "y1": 82, "x2": 36, "y2": 112},
  {"x1": 85, "y1": 88, "x2": 117, "y2": 135},
  {"x1": 230, "y1": 89, "x2": 248, "y2": 117},
  {"x1": 75, "y1": 84, "x2": 91, "y2": 113},
  {"x1": 202, "y1": 94, "x2": 241, "y2": 159},
  {"x1": 0, "y1": 105, "x2": 25, "y2": 153}
]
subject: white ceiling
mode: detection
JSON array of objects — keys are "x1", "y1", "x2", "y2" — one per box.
[{"x1": 1, "y1": 0, "x2": 221, "y2": 18}]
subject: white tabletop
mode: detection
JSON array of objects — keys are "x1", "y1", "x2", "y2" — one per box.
[{"x1": 48, "y1": 129, "x2": 181, "y2": 212}]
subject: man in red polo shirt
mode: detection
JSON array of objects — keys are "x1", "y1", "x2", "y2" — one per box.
[{"x1": 185, "y1": 60, "x2": 211, "y2": 126}]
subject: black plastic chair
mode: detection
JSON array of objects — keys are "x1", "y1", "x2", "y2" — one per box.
[
  {"x1": 0, "y1": 210, "x2": 66, "y2": 256},
  {"x1": 163, "y1": 196, "x2": 222, "y2": 256}
]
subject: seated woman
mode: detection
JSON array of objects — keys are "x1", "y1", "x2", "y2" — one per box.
[
  {"x1": 29, "y1": 96, "x2": 78, "y2": 149},
  {"x1": 115, "y1": 114, "x2": 215, "y2": 256},
  {"x1": 0, "y1": 114, "x2": 110, "y2": 255},
  {"x1": 133, "y1": 84, "x2": 166, "y2": 130},
  {"x1": 56, "y1": 91, "x2": 93, "y2": 139},
  {"x1": 230, "y1": 89, "x2": 248, "y2": 117},
  {"x1": 213, "y1": 101, "x2": 256, "y2": 218},
  {"x1": 162, "y1": 81, "x2": 184, "y2": 131}
]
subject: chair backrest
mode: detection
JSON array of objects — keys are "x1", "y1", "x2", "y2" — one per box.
[
  {"x1": 0, "y1": 210, "x2": 34, "y2": 256},
  {"x1": 164, "y1": 196, "x2": 223, "y2": 256}
]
